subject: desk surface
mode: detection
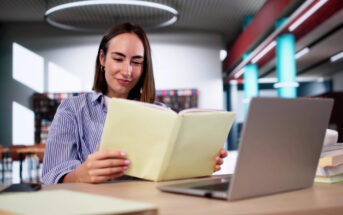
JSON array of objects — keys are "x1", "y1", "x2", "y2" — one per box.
[{"x1": 39, "y1": 175, "x2": 343, "y2": 215}]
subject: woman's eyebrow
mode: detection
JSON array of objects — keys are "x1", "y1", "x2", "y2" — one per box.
[
  {"x1": 132, "y1": 55, "x2": 144, "y2": 59},
  {"x1": 111, "y1": 52, "x2": 143, "y2": 59},
  {"x1": 111, "y1": 52, "x2": 125, "y2": 57}
]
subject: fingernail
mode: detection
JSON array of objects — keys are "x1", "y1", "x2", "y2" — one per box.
[
  {"x1": 123, "y1": 166, "x2": 128, "y2": 170},
  {"x1": 124, "y1": 160, "x2": 130, "y2": 164},
  {"x1": 120, "y1": 152, "x2": 127, "y2": 156}
]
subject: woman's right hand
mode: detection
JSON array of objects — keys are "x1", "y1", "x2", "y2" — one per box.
[{"x1": 63, "y1": 150, "x2": 130, "y2": 183}]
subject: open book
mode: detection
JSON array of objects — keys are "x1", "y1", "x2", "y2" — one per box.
[{"x1": 99, "y1": 98, "x2": 236, "y2": 181}]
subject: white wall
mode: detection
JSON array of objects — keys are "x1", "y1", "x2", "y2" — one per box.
[
  {"x1": 149, "y1": 32, "x2": 224, "y2": 109},
  {"x1": 30, "y1": 35, "x2": 100, "y2": 92}
]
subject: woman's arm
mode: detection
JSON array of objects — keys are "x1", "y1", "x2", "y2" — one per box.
[
  {"x1": 42, "y1": 99, "x2": 130, "y2": 184},
  {"x1": 42, "y1": 99, "x2": 82, "y2": 184}
]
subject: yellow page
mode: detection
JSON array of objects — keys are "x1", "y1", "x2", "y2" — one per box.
[
  {"x1": 162, "y1": 111, "x2": 236, "y2": 180},
  {"x1": 100, "y1": 98, "x2": 179, "y2": 181},
  {"x1": 0, "y1": 190, "x2": 157, "y2": 215}
]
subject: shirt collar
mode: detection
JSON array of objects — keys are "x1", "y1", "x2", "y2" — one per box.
[{"x1": 91, "y1": 91, "x2": 104, "y2": 106}]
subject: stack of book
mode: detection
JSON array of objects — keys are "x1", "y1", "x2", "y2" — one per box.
[{"x1": 315, "y1": 143, "x2": 343, "y2": 184}]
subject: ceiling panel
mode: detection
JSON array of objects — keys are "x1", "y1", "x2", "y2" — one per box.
[
  {"x1": 298, "y1": 28, "x2": 343, "y2": 72},
  {"x1": 0, "y1": 0, "x2": 266, "y2": 44}
]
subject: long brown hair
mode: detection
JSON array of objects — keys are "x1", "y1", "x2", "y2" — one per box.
[{"x1": 92, "y1": 22, "x2": 156, "y2": 103}]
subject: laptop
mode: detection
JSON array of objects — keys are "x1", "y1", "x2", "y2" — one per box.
[{"x1": 158, "y1": 97, "x2": 333, "y2": 201}]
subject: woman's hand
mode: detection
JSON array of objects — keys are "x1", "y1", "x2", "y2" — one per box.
[
  {"x1": 214, "y1": 148, "x2": 228, "y2": 172},
  {"x1": 63, "y1": 150, "x2": 130, "y2": 183}
]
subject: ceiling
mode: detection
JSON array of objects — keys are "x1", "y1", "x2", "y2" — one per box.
[
  {"x1": 257, "y1": 2, "x2": 343, "y2": 82},
  {"x1": 0, "y1": 0, "x2": 266, "y2": 45},
  {"x1": 0, "y1": 0, "x2": 343, "y2": 81}
]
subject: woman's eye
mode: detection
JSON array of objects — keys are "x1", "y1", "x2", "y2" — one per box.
[
  {"x1": 113, "y1": 58, "x2": 123, "y2": 62},
  {"x1": 132, "y1": 61, "x2": 143, "y2": 65}
]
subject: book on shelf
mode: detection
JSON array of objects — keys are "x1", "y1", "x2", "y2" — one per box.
[
  {"x1": 315, "y1": 174, "x2": 343, "y2": 184},
  {"x1": 99, "y1": 98, "x2": 236, "y2": 182}
]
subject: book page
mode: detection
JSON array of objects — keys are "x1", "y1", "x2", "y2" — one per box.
[
  {"x1": 100, "y1": 98, "x2": 178, "y2": 181},
  {"x1": 0, "y1": 190, "x2": 157, "y2": 215},
  {"x1": 122, "y1": 98, "x2": 175, "y2": 112},
  {"x1": 161, "y1": 111, "x2": 236, "y2": 180},
  {"x1": 179, "y1": 108, "x2": 226, "y2": 115}
]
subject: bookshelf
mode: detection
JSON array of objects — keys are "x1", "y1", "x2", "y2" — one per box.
[
  {"x1": 33, "y1": 93, "x2": 84, "y2": 144},
  {"x1": 156, "y1": 89, "x2": 198, "y2": 112}
]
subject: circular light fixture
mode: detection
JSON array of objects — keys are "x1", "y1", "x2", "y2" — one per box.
[{"x1": 45, "y1": 0, "x2": 179, "y2": 32}]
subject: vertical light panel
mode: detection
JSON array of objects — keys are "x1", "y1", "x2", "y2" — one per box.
[
  {"x1": 242, "y1": 52, "x2": 258, "y2": 117},
  {"x1": 12, "y1": 43, "x2": 44, "y2": 93},
  {"x1": 48, "y1": 62, "x2": 82, "y2": 92},
  {"x1": 12, "y1": 102, "x2": 34, "y2": 145},
  {"x1": 243, "y1": 64, "x2": 259, "y2": 116},
  {"x1": 229, "y1": 80, "x2": 239, "y2": 150},
  {"x1": 276, "y1": 34, "x2": 297, "y2": 98}
]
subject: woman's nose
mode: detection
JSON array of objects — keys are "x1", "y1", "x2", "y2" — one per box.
[{"x1": 122, "y1": 60, "x2": 132, "y2": 77}]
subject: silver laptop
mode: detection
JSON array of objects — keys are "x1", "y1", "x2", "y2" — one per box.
[{"x1": 158, "y1": 97, "x2": 333, "y2": 201}]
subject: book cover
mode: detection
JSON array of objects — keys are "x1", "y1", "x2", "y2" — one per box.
[
  {"x1": 100, "y1": 98, "x2": 236, "y2": 181},
  {"x1": 316, "y1": 164, "x2": 343, "y2": 177},
  {"x1": 0, "y1": 190, "x2": 157, "y2": 215},
  {"x1": 318, "y1": 152, "x2": 343, "y2": 167},
  {"x1": 321, "y1": 143, "x2": 343, "y2": 155},
  {"x1": 314, "y1": 174, "x2": 343, "y2": 184}
]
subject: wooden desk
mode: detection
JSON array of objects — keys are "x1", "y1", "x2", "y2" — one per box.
[{"x1": 39, "y1": 175, "x2": 343, "y2": 215}]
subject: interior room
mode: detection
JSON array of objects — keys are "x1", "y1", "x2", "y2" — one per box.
[{"x1": 1, "y1": 0, "x2": 343, "y2": 214}]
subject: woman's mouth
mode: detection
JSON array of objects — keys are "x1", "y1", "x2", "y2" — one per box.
[{"x1": 116, "y1": 79, "x2": 131, "y2": 85}]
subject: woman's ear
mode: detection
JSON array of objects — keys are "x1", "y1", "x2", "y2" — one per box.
[{"x1": 99, "y1": 49, "x2": 105, "y2": 66}]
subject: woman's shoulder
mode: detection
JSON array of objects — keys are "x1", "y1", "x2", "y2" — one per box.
[
  {"x1": 60, "y1": 92, "x2": 100, "y2": 105},
  {"x1": 57, "y1": 92, "x2": 102, "y2": 113}
]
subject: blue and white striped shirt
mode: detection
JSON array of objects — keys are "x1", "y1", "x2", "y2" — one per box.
[{"x1": 42, "y1": 92, "x2": 107, "y2": 184}]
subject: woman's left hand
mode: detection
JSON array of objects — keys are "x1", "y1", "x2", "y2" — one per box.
[{"x1": 214, "y1": 148, "x2": 228, "y2": 172}]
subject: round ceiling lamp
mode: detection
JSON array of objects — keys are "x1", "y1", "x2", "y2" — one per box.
[{"x1": 45, "y1": 0, "x2": 179, "y2": 32}]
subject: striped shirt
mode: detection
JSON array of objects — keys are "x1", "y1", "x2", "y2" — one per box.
[{"x1": 42, "y1": 91, "x2": 164, "y2": 184}]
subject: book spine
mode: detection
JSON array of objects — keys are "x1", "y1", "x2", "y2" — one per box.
[
  {"x1": 318, "y1": 157, "x2": 333, "y2": 167},
  {"x1": 316, "y1": 164, "x2": 343, "y2": 177},
  {"x1": 319, "y1": 155, "x2": 343, "y2": 167},
  {"x1": 155, "y1": 116, "x2": 182, "y2": 181}
]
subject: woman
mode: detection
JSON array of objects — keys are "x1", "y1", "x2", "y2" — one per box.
[{"x1": 42, "y1": 22, "x2": 227, "y2": 184}]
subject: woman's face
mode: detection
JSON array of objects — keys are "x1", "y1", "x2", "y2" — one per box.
[{"x1": 100, "y1": 33, "x2": 144, "y2": 98}]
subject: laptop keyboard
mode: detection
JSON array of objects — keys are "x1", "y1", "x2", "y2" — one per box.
[{"x1": 191, "y1": 181, "x2": 230, "y2": 191}]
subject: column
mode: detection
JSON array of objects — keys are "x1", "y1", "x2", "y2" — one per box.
[
  {"x1": 243, "y1": 53, "x2": 259, "y2": 116},
  {"x1": 275, "y1": 19, "x2": 298, "y2": 98}
]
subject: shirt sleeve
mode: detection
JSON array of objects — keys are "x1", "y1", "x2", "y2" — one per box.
[{"x1": 41, "y1": 99, "x2": 81, "y2": 184}]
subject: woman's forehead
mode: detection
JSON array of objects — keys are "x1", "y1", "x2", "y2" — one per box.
[{"x1": 107, "y1": 33, "x2": 144, "y2": 56}]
